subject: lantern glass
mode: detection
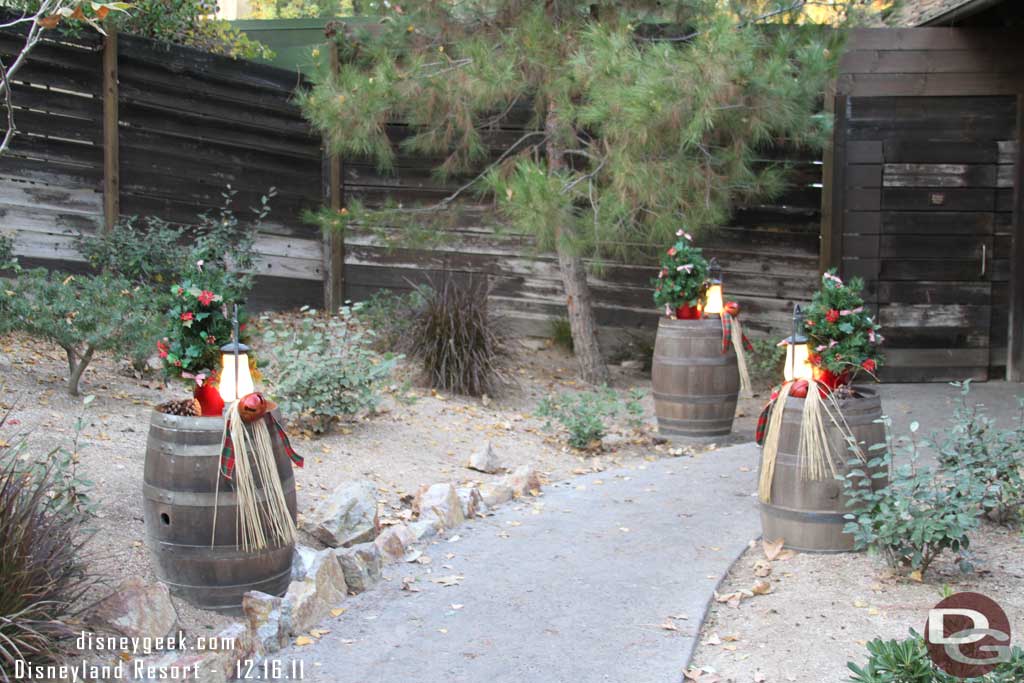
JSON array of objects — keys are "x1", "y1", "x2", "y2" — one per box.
[
  {"x1": 704, "y1": 257, "x2": 724, "y2": 315},
  {"x1": 703, "y1": 283, "x2": 724, "y2": 315},
  {"x1": 218, "y1": 343, "x2": 255, "y2": 402},
  {"x1": 783, "y1": 341, "x2": 813, "y2": 381}
]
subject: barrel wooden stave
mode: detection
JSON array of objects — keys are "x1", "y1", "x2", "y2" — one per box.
[
  {"x1": 651, "y1": 317, "x2": 739, "y2": 437},
  {"x1": 759, "y1": 388, "x2": 887, "y2": 553},
  {"x1": 144, "y1": 412, "x2": 297, "y2": 614}
]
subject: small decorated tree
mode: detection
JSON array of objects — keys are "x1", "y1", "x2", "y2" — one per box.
[
  {"x1": 652, "y1": 230, "x2": 709, "y2": 320},
  {"x1": 802, "y1": 270, "x2": 883, "y2": 387}
]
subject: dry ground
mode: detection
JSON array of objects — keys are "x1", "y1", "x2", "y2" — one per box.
[{"x1": 0, "y1": 329, "x2": 754, "y2": 637}]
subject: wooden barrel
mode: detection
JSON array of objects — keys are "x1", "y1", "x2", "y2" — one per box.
[
  {"x1": 144, "y1": 411, "x2": 298, "y2": 614},
  {"x1": 759, "y1": 387, "x2": 887, "y2": 553},
  {"x1": 651, "y1": 317, "x2": 739, "y2": 437}
]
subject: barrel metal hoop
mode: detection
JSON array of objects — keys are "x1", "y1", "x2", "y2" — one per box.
[{"x1": 759, "y1": 501, "x2": 849, "y2": 524}]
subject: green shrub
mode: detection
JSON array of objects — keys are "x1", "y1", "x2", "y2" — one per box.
[
  {"x1": 404, "y1": 278, "x2": 505, "y2": 397},
  {"x1": 937, "y1": 381, "x2": 1024, "y2": 525},
  {"x1": 76, "y1": 186, "x2": 272, "y2": 378},
  {"x1": 259, "y1": 306, "x2": 400, "y2": 433},
  {"x1": 748, "y1": 336, "x2": 786, "y2": 390},
  {"x1": 0, "y1": 411, "x2": 92, "y2": 681},
  {"x1": 537, "y1": 387, "x2": 645, "y2": 449},
  {"x1": 549, "y1": 317, "x2": 573, "y2": 351},
  {"x1": 0, "y1": 234, "x2": 13, "y2": 269},
  {"x1": 848, "y1": 632, "x2": 1024, "y2": 683},
  {"x1": 1, "y1": 270, "x2": 158, "y2": 395},
  {"x1": 842, "y1": 418, "x2": 985, "y2": 578},
  {"x1": 353, "y1": 288, "x2": 429, "y2": 351}
]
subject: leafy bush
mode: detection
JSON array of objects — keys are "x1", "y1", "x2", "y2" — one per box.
[
  {"x1": 1, "y1": 270, "x2": 158, "y2": 395},
  {"x1": 353, "y1": 288, "x2": 429, "y2": 351},
  {"x1": 937, "y1": 381, "x2": 1024, "y2": 525},
  {"x1": 76, "y1": 187, "x2": 272, "y2": 380},
  {"x1": 259, "y1": 306, "x2": 400, "y2": 433},
  {"x1": 0, "y1": 234, "x2": 13, "y2": 269},
  {"x1": 748, "y1": 336, "x2": 786, "y2": 390},
  {"x1": 0, "y1": 411, "x2": 92, "y2": 681},
  {"x1": 109, "y1": 0, "x2": 274, "y2": 60},
  {"x1": 842, "y1": 418, "x2": 984, "y2": 578},
  {"x1": 537, "y1": 387, "x2": 645, "y2": 449},
  {"x1": 404, "y1": 278, "x2": 505, "y2": 397},
  {"x1": 549, "y1": 317, "x2": 573, "y2": 351},
  {"x1": 848, "y1": 632, "x2": 1024, "y2": 683}
]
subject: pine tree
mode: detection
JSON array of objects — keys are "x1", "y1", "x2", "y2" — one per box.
[{"x1": 300, "y1": 0, "x2": 872, "y2": 384}]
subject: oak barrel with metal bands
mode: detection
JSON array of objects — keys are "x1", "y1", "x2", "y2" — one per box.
[
  {"x1": 759, "y1": 387, "x2": 887, "y2": 553},
  {"x1": 144, "y1": 411, "x2": 297, "y2": 614},
  {"x1": 651, "y1": 317, "x2": 739, "y2": 437}
]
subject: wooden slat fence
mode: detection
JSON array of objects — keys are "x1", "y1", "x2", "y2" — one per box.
[{"x1": 0, "y1": 17, "x2": 324, "y2": 310}]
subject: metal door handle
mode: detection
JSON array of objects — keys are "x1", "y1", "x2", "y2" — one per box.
[{"x1": 981, "y1": 244, "x2": 987, "y2": 278}]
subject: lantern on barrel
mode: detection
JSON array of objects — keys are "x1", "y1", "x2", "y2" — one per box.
[
  {"x1": 780, "y1": 305, "x2": 813, "y2": 382},
  {"x1": 145, "y1": 304, "x2": 301, "y2": 614},
  {"x1": 756, "y1": 277, "x2": 887, "y2": 554},
  {"x1": 651, "y1": 247, "x2": 741, "y2": 438}
]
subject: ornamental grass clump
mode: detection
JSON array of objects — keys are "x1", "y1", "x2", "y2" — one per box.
[
  {"x1": 0, "y1": 415, "x2": 92, "y2": 681},
  {"x1": 404, "y1": 278, "x2": 505, "y2": 397}
]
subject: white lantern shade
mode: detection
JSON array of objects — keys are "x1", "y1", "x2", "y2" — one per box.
[
  {"x1": 219, "y1": 350, "x2": 255, "y2": 402},
  {"x1": 703, "y1": 283, "x2": 724, "y2": 315},
  {"x1": 783, "y1": 341, "x2": 813, "y2": 381}
]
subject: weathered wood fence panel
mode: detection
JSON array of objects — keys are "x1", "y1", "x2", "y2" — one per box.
[
  {"x1": 342, "y1": 129, "x2": 822, "y2": 341},
  {"x1": 829, "y1": 27, "x2": 1024, "y2": 381},
  {"x1": 0, "y1": 18, "x2": 324, "y2": 310}
]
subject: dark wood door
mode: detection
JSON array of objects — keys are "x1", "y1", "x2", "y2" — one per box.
[{"x1": 839, "y1": 95, "x2": 1016, "y2": 382}]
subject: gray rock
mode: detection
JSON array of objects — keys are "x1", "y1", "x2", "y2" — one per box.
[
  {"x1": 85, "y1": 578, "x2": 178, "y2": 639},
  {"x1": 242, "y1": 591, "x2": 287, "y2": 654},
  {"x1": 520, "y1": 338, "x2": 547, "y2": 351},
  {"x1": 291, "y1": 544, "x2": 319, "y2": 581},
  {"x1": 477, "y1": 481, "x2": 515, "y2": 508},
  {"x1": 204, "y1": 622, "x2": 255, "y2": 680},
  {"x1": 301, "y1": 480, "x2": 380, "y2": 548},
  {"x1": 466, "y1": 440, "x2": 503, "y2": 474},
  {"x1": 374, "y1": 523, "x2": 417, "y2": 563},
  {"x1": 415, "y1": 483, "x2": 465, "y2": 530},
  {"x1": 619, "y1": 359, "x2": 644, "y2": 370},
  {"x1": 334, "y1": 542, "x2": 383, "y2": 594},
  {"x1": 373, "y1": 396, "x2": 397, "y2": 415},
  {"x1": 456, "y1": 487, "x2": 486, "y2": 519},
  {"x1": 505, "y1": 465, "x2": 543, "y2": 498},
  {"x1": 408, "y1": 519, "x2": 440, "y2": 540},
  {"x1": 283, "y1": 549, "x2": 347, "y2": 636}
]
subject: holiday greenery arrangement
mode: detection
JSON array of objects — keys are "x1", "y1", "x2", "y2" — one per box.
[
  {"x1": 802, "y1": 269, "x2": 883, "y2": 385},
  {"x1": 652, "y1": 230, "x2": 709, "y2": 319}
]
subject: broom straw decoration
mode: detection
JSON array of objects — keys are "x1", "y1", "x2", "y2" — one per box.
[
  {"x1": 729, "y1": 312, "x2": 753, "y2": 398},
  {"x1": 797, "y1": 383, "x2": 867, "y2": 483},
  {"x1": 758, "y1": 381, "x2": 793, "y2": 503}
]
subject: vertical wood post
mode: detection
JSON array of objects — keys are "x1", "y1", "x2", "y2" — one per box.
[
  {"x1": 322, "y1": 40, "x2": 345, "y2": 311},
  {"x1": 101, "y1": 30, "x2": 119, "y2": 232},
  {"x1": 1007, "y1": 94, "x2": 1024, "y2": 381},
  {"x1": 818, "y1": 82, "x2": 840, "y2": 275}
]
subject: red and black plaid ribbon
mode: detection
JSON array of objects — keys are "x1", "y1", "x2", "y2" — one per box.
[
  {"x1": 755, "y1": 388, "x2": 780, "y2": 446},
  {"x1": 720, "y1": 312, "x2": 755, "y2": 355},
  {"x1": 220, "y1": 413, "x2": 304, "y2": 480}
]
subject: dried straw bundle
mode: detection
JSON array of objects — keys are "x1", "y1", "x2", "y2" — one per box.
[
  {"x1": 212, "y1": 402, "x2": 296, "y2": 552},
  {"x1": 757, "y1": 381, "x2": 794, "y2": 503},
  {"x1": 730, "y1": 314, "x2": 753, "y2": 398}
]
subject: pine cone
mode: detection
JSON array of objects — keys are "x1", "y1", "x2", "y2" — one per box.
[{"x1": 156, "y1": 398, "x2": 201, "y2": 417}]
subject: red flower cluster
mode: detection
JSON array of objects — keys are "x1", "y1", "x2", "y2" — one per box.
[
  {"x1": 156, "y1": 339, "x2": 169, "y2": 359},
  {"x1": 198, "y1": 290, "x2": 216, "y2": 306},
  {"x1": 825, "y1": 309, "x2": 840, "y2": 323},
  {"x1": 861, "y1": 358, "x2": 876, "y2": 373},
  {"x1": 180, "y1": 311, "x2": 194, "y2": 322}
]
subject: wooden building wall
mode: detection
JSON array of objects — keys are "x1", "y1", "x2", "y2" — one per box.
[
  {"x1": 826, "y1": 28, "x2": 1024, "y2": 381},
  {"x1": 0, "y1": 20, "x2": 324, "y2": 310}
]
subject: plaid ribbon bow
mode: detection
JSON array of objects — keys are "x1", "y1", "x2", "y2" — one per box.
[
  {"x1": 220, "y1": 413, "x2": 304, "y2": 480},
  {"x1": 719, "y1": 311, "x2": 755, "y2": 355}
]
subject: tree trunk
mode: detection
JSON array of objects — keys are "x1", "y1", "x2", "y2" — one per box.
[
  {"x1": 67, "y1": 346, "x2": 94, "y2": 396},
  {"x1": 545, "y1": 105, "x2": 610, "y2": 386}
]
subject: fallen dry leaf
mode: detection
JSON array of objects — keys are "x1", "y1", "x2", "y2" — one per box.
[
  {"x1": 751, "y1": 579, "x2": 772, "y2": 596},
  {"x1": 330, "y1": 608, "x2": 346, "y2": 618},
  {"x1": 753, "y1": 559, "x2": 773, "y2": 577},
  {"x1": 431, "y1": 574, "x2": 464, "y2": 587},
  {"x1": 762, "y1": 537, "x2": 785, "y2": 561},
  {"x1": 660, "y1": 621, "x2": 679, "y2": 632},
  {"x1": 294, "y1": 636, "x2": 314, "y2": 647}
]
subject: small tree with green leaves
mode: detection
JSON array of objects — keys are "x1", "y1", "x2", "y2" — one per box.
[
  {"x1": 1, "y1": 268, "x2": 157, "y2": 395},
  {"x1": 301, "y1": 1, "x2": 869, "y2": 383}
]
